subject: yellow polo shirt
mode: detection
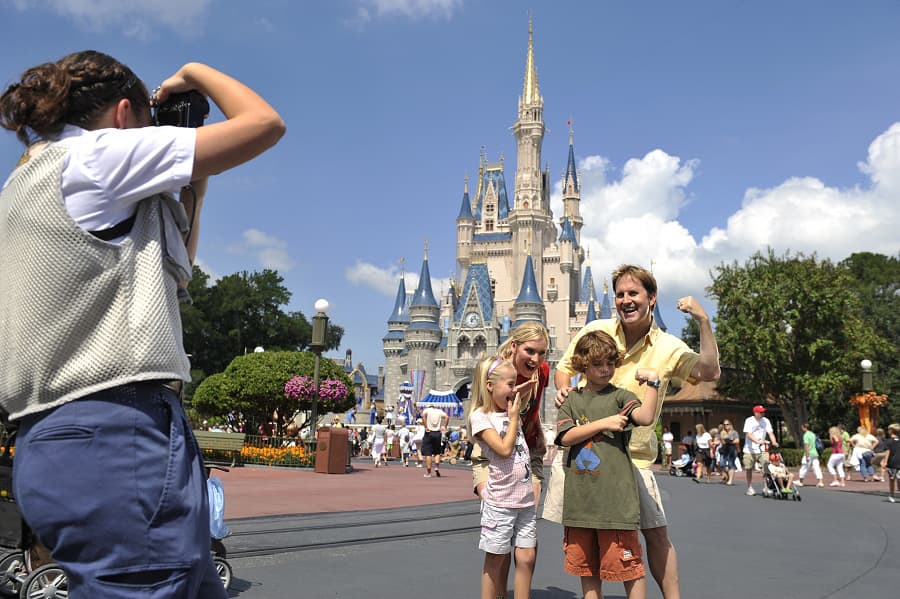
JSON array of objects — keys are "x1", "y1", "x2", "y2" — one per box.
[{"x1": 557, "y1": 318, "x2": 699, "y2": 469}]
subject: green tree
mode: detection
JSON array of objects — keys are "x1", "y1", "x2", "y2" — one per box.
[
  {"x1": 709, "y1": 249, "x2": 889, "y2": 440},
  {"x1": 840, "y1": 252, "x2": 900, "y2": 425},
  {"x1": 191, "y1": 350, "x2": 355, "y2": 436},
  {"x1": 181, "y1": 266, "x2": 344, "y2": 380},
  {"x1": 680, "y1": 317, "x2": 700, "y2": 352}
]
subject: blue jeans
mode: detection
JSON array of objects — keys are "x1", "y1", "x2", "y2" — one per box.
[
  {"x1": 13, "y1": 383, "x2": 226, "y2": 599},
  {"x1": 859, "y1": 450, "x2": 874, "y2": 478}
]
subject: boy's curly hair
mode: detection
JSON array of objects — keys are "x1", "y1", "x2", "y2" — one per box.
[{"x1": 570, "y1": 330, "x2": 622, "y2": 373}]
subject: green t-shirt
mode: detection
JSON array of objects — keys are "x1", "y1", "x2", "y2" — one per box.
[
  {"x1": 556, "y1": 385, "x2": 641, "y2": 530},
  {"x1": 803, "y1": 430, "x2": 818, "y2": 457}
]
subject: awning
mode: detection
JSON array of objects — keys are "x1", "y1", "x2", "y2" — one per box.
[{"x1": 417, "y1": 390, "x2": 464, "y2": 418}]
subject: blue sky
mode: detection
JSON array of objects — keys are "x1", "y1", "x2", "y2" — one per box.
[{"x1": 2, "y1": 0, "x2": 899, "y2": 372}]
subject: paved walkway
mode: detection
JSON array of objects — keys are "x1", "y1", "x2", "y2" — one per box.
[
  {"x1": 218, "y1": 458, "x2": 478, "y2": 519},
  {"x1": 218, "y1": 458, "x2": 890, "y2": 520}
]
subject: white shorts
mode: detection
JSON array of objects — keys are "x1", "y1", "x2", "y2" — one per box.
[
  {"x1": 479, "y1": 503, "x2": 537, "y2": 554},
  {"x1": 635, "y1": 466, "x2": 667, "y2": 530}
]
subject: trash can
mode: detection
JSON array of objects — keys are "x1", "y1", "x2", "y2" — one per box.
[{"x1": 314, "y1": 427, "x2": 349, "y2": 474}]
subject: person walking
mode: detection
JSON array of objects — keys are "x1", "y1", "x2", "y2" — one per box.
[
  {"x1": 694, "y1": 424, "x2": 712, "y2": 483},
  {"x1": 422, "y1": 403, "x2": 448, "y2": 477},
  {"x1": 826, "y1": 426, "x2": 846, "y2": 487},
  {"x1": 662, "y1": 427, "x2": 674, "y2": 470},
  {"x1": 371, "y1": 416, "x2": 387, "y2": 467},
  {"x1": 0, "y1": 51, "x2": 284, "y2": 598},
  {"x1": 850, "y1": 426, "x2": 878, "y2": 482},
  {"x1": 795, "y1": 422, "x2": 824, "y2": 488},
  {"x1": 552, "y1": 264, "x2": 721, "y2": 599},
  {"x1": 718, "y1": 420, "x2": 739, "y2": 485},
  {"x1": 742, "y1": 405, "x2": 779, "y2": 496},
  {"x1": 883, "y1": 423, "x2": 900, "y2": 503},
  {"x1": 469, "y1": 356, "x2": 537, "y2": 599}
]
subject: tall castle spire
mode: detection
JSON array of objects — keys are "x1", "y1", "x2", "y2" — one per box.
[{"x1": 523, "y1": 15, "x2": 540, "y2": 105}]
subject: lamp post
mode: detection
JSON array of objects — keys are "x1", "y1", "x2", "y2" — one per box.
[
  {"x1": 309, "y1": 298, "x2": 330, "y2": 435},
  {"x1": 860, "y1": 359, "x2": 873, "y2": 392}
]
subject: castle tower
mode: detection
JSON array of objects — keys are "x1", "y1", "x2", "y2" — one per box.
[
  {"x1": 456, "y1": 177, "x2": 475, "y2": 274},
  {"x1": 382, "y1": 269, "x2": 409, "y2": 410},
  {"x1": 512, "y1": 254, "x2": 546, "y2": 328},
  {"x1": 509, "y1": 18, "x2": 556, "y2": 290},
  {"x1": 404, "y1": 247, "x2": 441, "y2": 400},
  {"x1": 561, "y1": 122, "x2": 584, "y2": 244}
]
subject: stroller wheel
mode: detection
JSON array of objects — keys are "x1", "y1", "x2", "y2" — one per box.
[
  {"x1": 20, "y1": 563, "x2": 67, "y2": 598},
  {"x1": 213, "y1": 556, "x2": 232, "y2": 590},
  {"x1": 0, "y1": 552, "x2": 23, "y2": 598}
]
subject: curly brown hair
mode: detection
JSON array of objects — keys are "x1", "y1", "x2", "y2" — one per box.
[
  {"x1": 0, "y1": 50, "x2": 149, "y2": 145},
  {"x1": 570, "y1": 330, "x2": 622, "y2": 373}
]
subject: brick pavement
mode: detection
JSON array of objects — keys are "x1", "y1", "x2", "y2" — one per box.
[{"x1": 217, "y1": 458, "x2": 477, "y2": 519}]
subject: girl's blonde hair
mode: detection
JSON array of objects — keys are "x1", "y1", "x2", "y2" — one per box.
[
  {"x1": 469, "y1": 355, "x2": 515, "y2": 415},
  {"x1": 497, "y1": 322, "x2": 549, "y2": 408},
  {"x1": 829, "y1": 426, "x2": 841, "y2": 441},
  {"x1": 695, "y1": 423, "x2": 707, "y2": 435}
]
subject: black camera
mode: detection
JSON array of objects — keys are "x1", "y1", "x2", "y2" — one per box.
[{"x1": 153, "y1": 90, "x2": 209, "y2": 128}]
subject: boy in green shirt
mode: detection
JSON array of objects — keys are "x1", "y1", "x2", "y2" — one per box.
[{"x1": 556, "y1": 331, "x2": 661, "y2": 599}]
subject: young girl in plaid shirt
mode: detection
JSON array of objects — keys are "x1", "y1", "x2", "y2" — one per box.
[{"x1": 469, "y1": 355, "x2": 539, "y2": 599}]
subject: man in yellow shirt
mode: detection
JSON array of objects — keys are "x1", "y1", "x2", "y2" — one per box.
[{"x1": 553, "y1": 264, "x2": 720, "y2": 599}]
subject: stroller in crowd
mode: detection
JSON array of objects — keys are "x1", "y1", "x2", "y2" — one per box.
[
  {"x1": 669, "y1": 453, "x2": 694, "y2": 477},
  {"x1": 0, "y1": 431, "x2": 233, "y2": 597},
  {"x1": 761, "y1": 452, "x2": 802, "y2": 501}
]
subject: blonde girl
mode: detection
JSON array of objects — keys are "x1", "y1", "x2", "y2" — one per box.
[
  {"x1": 469, "y1": 356, "x2": 536, "y2": 599},
  {"x1": 827, "y1": 426, "x2": 846, "y2": 487}
]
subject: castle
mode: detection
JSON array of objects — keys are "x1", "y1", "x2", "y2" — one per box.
[{"x1": 379, "y1": 21, "x2": 665, "y2": 420}]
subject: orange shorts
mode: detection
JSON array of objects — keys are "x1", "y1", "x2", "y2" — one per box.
[{"x1": 563, "y1": 526, "x2": 645, "y2": 582}]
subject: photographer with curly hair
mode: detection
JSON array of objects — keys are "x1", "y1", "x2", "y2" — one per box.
[{"x1": 0, "y1": 50, "x2": 284, "y2": 598}]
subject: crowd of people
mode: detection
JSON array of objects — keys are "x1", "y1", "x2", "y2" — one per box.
[{"x1": 662, "y1": 414, "x2": 900, "y2": 502}]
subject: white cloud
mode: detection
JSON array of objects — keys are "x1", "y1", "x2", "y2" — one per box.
[
  {"x1": 10, "y1": 0, "x2": 211, "y2": 35},
  {"x1": 226, "y1": 228, "x2": 295, "y2": 272},
  {"x1": 345, "y1": 260, "x2": 449, "y2": 301},
  {"x1": 553, "y1": 122, "x2": 900, "y2": 304},
  {"x1": 349, "y1": 0, "x2": 462, "y2": 26}
]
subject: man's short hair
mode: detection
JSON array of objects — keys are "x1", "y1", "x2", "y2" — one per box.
[
  {"x1": 570, "y1": 330, "x2": 623, "y2": 373},
  {"x1": 612, "y1": 264, "x2": 657, "y2": 297}
]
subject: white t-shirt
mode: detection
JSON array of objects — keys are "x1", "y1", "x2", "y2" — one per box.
[
  {"x1": 743, "y1": 416, "x2": 773, "y2": 454},
  {"x1": 696, "y1": 432, "x2": 712, "y2": 449},
  {"x1": 423, "y1": 407, "x2": 445, "y2": 432},
  {"x1": 44, "y1": 125, "x2": 196, "y2": 241},
  {"x1": 662, "y1": 431, "x2": 674, "y2": 450}
]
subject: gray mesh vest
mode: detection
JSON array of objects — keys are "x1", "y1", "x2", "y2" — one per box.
[{"x1": 0, "y1": 142, "x2": 190, "y2": 420}]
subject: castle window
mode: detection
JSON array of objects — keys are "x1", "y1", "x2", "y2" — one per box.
[
  {"x1": 550, "y1": 277, "x2": 555, "y2": 285},
  {"x1": 490, "y1": 277, "x2": 496, "y2": 298},
  {"x1": 523, "y1": 201, "x2": 529, "y2": 209},
  {"x1": 485, "y1": 204, "x2": 494, "y2": 215},
  {"x1": 485, "y1": 219, "x2": 494, "y2": 232}
]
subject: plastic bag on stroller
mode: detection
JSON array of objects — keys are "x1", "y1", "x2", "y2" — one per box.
[{"x1": 207, "y1": 476, "x2": 230, "y2": 540}]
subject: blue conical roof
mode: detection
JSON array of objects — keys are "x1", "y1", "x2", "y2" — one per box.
[
  {"x1": 515, "y1": 255, "x2": 543, "y2": 305},
  {"x1": 387, "y1": 276, "x2": 409, "y2": 323},
  {"x1": 559, "y1": 216, "x2": 578, "y2": 248},
  {"x1": 653, "y1": 302, "x2": 668, "y2": 332},
  {"x1": 580, "y1": 263, "x2": 594, "y2": 302},
  {"x1": 600, "y1": 288, "x2": 612, "y2": 319},
  {"x1": 410, "y1": 257, "x2": 438, "y2": 307},
  {"x1": 585, "y1": 299, "x2": 597, "y2": 324},
  {"x1": 565, "y1": 131, "x2": 579, "y2": 192},
  {"x1": 457, "y1": 187, "x2": 473, "y2": 220}
]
